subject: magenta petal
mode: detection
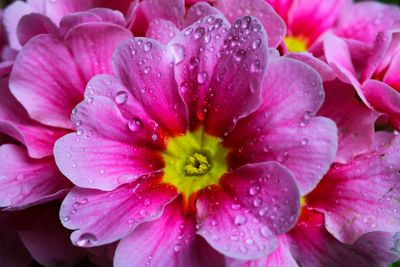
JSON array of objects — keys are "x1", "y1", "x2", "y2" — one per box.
[
  {"x1": 10, "y1": 23, "x2": 131, "y2": 129},
  {"x1": 146, "y1": 19, "x2": 179, "y2": 45},
  {"x1": 3, "y1": 1, "x2": 32, "y2": 50},
  {"x1": 54, "y1": 131, "x2": 163, "y2": 191},
  {"x1": 0, "y1": 79, "x2": 68, "y2": 158},
  {"x1": 285, "y1": 52, "x2": 335, "y2": 82},
  {"x1": 140, "y1": 0, "x2": 185, "y2": 28},
  {"x1": 288, "y1": 210, "x2": 400, "y2": 267},
  {"x1": 114, "y1": 199, "x2": 224, "y2": 267},
  {"x1": 318, "y1": 80, "x2": 380, "y2": 163},
  {"x1": 197, "y1": 188, "x2": 276, "y2": 260},
  {"x1": 220, "y1": 162, "x2": 300, "y2": 234},
  {"x1": 113, "y1": 37, "x2": 189, "y2": 135},
  {"x1": 60, "y1": 179, "x2": 177, "y2": 246},
  {"x1": 215, "y1": 0, "x2": 286, "y2": 48},
  {"x1": 0, "y1": 144, "x2": 71, "y2": 209},
  {"x1": 17, "y1": 13, "x2": 59, "y2": 47},
  {"x1": 307, "y1": 135, "x2": 400, "y2": 244},
  {"x1": 335, "y1": 1, "x2": 400, "y2": 44},
  {"x1": 184, "y1": 2, "x2": 223, "y2": 27},
  {"x1": 363, "y1": 79, "x2": 400, "y2": 129},
  {"x1": 323, "y1": 33, "x2": 370, "y2": 106},
  {"x1": 225, "y1": 57, "x2": 337, "y2": 194}
]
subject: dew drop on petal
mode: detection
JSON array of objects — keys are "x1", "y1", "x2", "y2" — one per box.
[
  {"x1": 197, "y1": 71, "x2": 208, "y2": 84},
  {"x1": 115, "y1": 91, "x2": 128, "y2": 105},
  {"x1": 128, "y1": 118, "x2": 143, "y2": 132},
  {"x1": 76, "y1": 233, "x2": 98, "y2": 247},
  {"x1": 234, "y1": 215, "x2": 247, "y2": 225}
]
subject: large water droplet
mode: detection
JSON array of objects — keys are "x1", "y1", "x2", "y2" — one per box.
[
  {"x1": 171, "y1": 44, "x2": 186, "y2": 64},
  {"x1": 197, "y1": 71, "x2": 208, "y2": 84},
  {"x1": 115, "y1": 91, "x2": 128, "y2": 105},
  {"x1": 234, "y1": 215, "x2": 247, "y2": 225},
  {"x1": 76, "y1": 233, "x2": 98, "y2": 247},
  {"x1": 194, "y1": 27, "x2": 205, "y2": 39},
  {"x1": 143, "y1": 42, "x2": 152, "y2": 52}
]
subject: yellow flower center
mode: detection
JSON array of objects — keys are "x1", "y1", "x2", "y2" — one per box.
[
  {"x1": 162, "y1": 128, "x2": 228, "y2": 199},
  {"x1": 284, "y1": 36, "x2": 308, "y2": 53}
]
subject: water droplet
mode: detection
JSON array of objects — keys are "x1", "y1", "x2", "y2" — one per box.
[
  {"x1": 128, "y1": 118, "x2": 143, "y2": 132},
  {"x1": 144, "y1": 66, "x2": 151, "y2": 74},
  {"x1": 197, "y1": 71, "x2": 208, "y2": 84},
  {"x1": 253, "y1": 197, "x2": 262, "y2": 207},
  {"x1": 194, "y1": 27, "x2": 205, "y2": 39},
  {"x1": 260, "y1": 226, "x2": 270, "y2": 237},
  {"x1": 174, "y1": 244, "x2": 182, "y2": 252},
  {"x1": 76, "y1": 233, "x2": 97, "y2": 247},
  {"x1": 171, "y1": 44, "x2": 186, "y2": 64},
  {"x1": 144, "y1": 42, "x2": 152, "y2": 52},
  {"x1": 301, "y1": 138, "x2": 309, "y2": 146},
  {"x1": 234, "y1": 215, "x2": 247, "y2": 225},
  {"x1": 63, "y1": 216, "x2": 70, "y2": 222},
  {"x1": 239, "y1": 245, "x2": 248, "y2": 254},
  {"x1": 252, "y1": 39, "x2": 261, "y2": 50},
  {"x1": 231, "y1": 203, "x2": 241, "y2": 210},
  {"x1": 249, "y1": 186, "x2": 260, "y2": 196},
  {"x1": 115, "y1": 91, "x2": 128, "y2": 105}
]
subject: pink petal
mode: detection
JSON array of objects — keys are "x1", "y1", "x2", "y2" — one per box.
[
  {"x1": 197, "y1": 187, "x2": 276, "y2": 260},
  {"x1": 221, "y1": 162, "x2": 300, "y2": 233},
  {"x1": 59, "y1": 8, "x2": 126, "y2": 36},
  {"x1": 60, "y1": 178, "x2": 177, "y2": 246},
  {"x1": 307, "y1": 135, "x2": 400, "y2": 244},
  {"x1": 323, "y1": 33, "x2": 370, "y2": 106},
  {"x1": 215, "y1": 0, "x2": 286, "y2": 48},
  {"x1": 113, "y1": 37, "x2": 189, "y2": 135},
  {"x1": 54, "y1": 131, "x2": 163, "y2": 191},
  {"x1": 265, "y1": 0, "x2": 291, "y2": 22},
  {"x1": 140, "y1": 0, "x2": 185, "y2": 28},
  {"x1": 0, "y1": 144, "x2": 71, "y2": 209},
  {"x1": 114, "y1": 199, "x2": 225, "y2": 267},
  {"x1": 284, "y1": 52, "x2": 335, "y2": 82},
  {"x1": 287, "y1": 209, "x2": 399, "y2": 267},
  {"x1": 363, "y1": 79, "x2": 400, "y2": 129},
  {"x1": 10, "y1": 23, "x2": 131, "y2": 129},
  {"x1": 184, "y1": 2, "x2": 223, "y2": 27},
  {"x1": 3, "y1": 1, "x2": 32, "y2": 50},
  {"x1": 318, "y1": 80, "x2": 380, "y2": 163},
  {"x1": 81, "y1": 83, "x2": 167, "y2": 149},
  {"x1": 170, "y1": 15, "x2": 268, "y2": 136},
  {"x1": 335, "y1": 1, "x2": 400, "y2": 44},
  {"x1": 19, "y1": 202, "x2": 86, "y2": 267},
  {"x1": 287, "y1": 0, "x2": 350, "y2": 44},
  {"x1": 224, "y1": 57, "x2": 337, "y2": 194},
  {"x1": 44, "y1": 0, "x2": 95, "y2": 24},
  {"x1": 0, "y1": 78, "x2": 68, "y2": 158},
  {"x1": 146, "y1": 19, "x2": 179, "y2": 45},
  {"x1": 17, "y1": 13, "x2": 59, "y2": 47}
]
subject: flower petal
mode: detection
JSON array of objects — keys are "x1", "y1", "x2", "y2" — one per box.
[
  {"x1": 60, "y1": 178, "x2": 177, "y2": 246},
  {"x1": 363, "y1": 79, "x2": 400, "y2": 130},
  {"x1": 184, "y1": 2, "x2": 223, "y2": 27},
  {"x1": 318, "y1": 80, "x2": 380, "y2": 163},
  {"x1": 287, "y1": 209, "x2": 400, "y2": 267},
  {"x1": 114, "y1": 199, "x2": 224, "y2": 267},
  {"x1": 146, "y1": 19, "x2": 179, "y2": 45},
  {"x1": 0, "y1": 78, "x2": 68, "y2": 158},
  {"x1": 225, "y1": 57, "x2": 337, "y2": 194},
  {"x1": 220, "y1": 162, "x2": 300, "y2": 234},
  {"x1": 3, "y1": 1, "x2": 32, "y2": 50},
  {"x1": 215, "y1": 0, "x2": 286, "y2": 48},
  {"x1": 113, "y1": 37, "x2": 189, "y2": 135},
  {"x1": 0, "y1": 144, "x2": 71, "y2": 209},
  {"x1": 10, "y1": 23, "x2": 131, "y2": 129},
  {"x1": 287, "y1": 0, "x2": 350, "y2": 44},
  {"x1": 196, "y1": 186, "x2": 277, "y2": 260},
  {"x1": 140, "y1": 0, "x2": 185, "y2": 28},
  {"x1": 17, "y1": 13, "x2": 59, "y2": 47},
  {"x1": 306, "y1": 135, "x2": 400, "y2": 244},
  {"x1": 335, "y1": 1, "x2": 400, "y2": 44}
]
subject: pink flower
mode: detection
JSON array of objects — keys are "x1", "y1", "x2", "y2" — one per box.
[
  {"x1": 54, "y1": 14, "x2": 337, "y2": 265},
  {"x1": 324, "y1": 30, "x2": 400, "y2": 130},
  {"x1": 265, "y1": 0, "x2": 400, "y2": 52},
  {"x1": 0, "y1": 10, "x2": 132, "y2": 209}
]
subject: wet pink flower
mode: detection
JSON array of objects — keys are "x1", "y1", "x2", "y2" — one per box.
[
  {"x1": 324, "y1": 30, "x2": 400, "y2": 130},
  {"x1": 265, "y1": 0, "x2": 400, "y2": 52},
  {"x1": 54, "y1": 13, "x2": 337, "y2": 265},
  {"x1": 0, "y1": 10, "x2": 132, "y2": 209}
]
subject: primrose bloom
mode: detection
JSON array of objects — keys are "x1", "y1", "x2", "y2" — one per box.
[
  {"x1": 265, "y1": 0, "x2": 400, "y2": 52},
  {"x1": 324, "y1": 29, "x2": 400, "y2": 130},
  {"x1": 54, "y1": 13, "x2": 338, "y2": 265}
]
